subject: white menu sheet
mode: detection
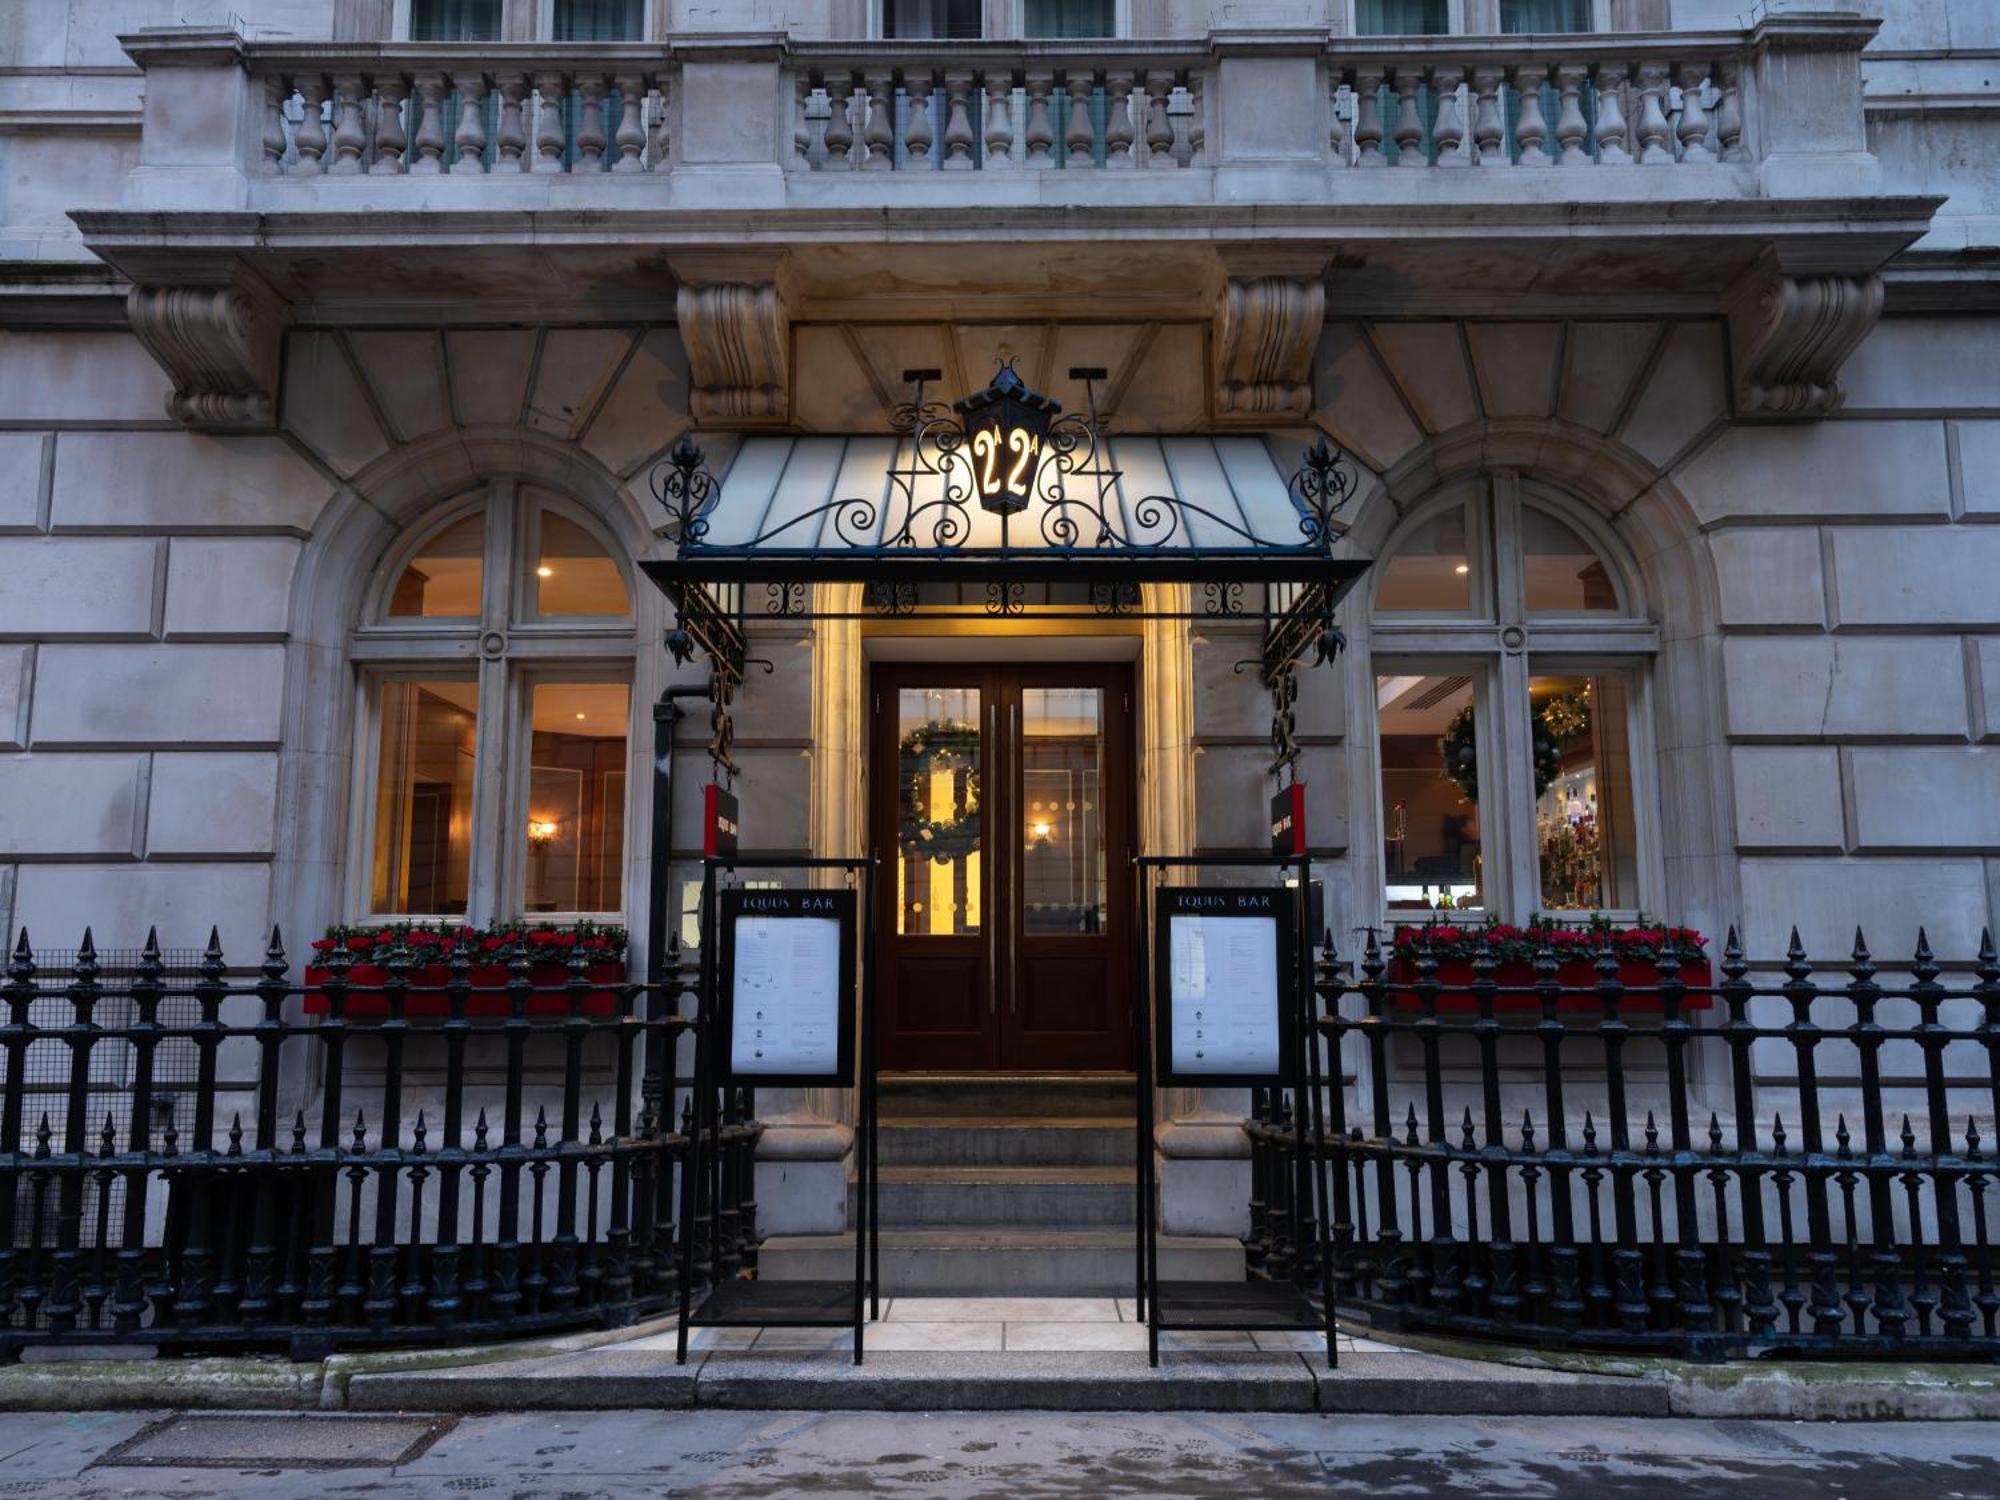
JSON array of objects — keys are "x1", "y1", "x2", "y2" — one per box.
[
  {"x1": 729, "y1": 915, "x2": 843, "y2": 1077},
  {"x1": 1168, "y1": 913, "x2": 1281, "y2": 1077}
]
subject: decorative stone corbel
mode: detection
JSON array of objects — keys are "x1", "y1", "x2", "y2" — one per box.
[
  {"x1": 1724, "y1": 252, "x2": 1884, "y2": 422},
  {"x1": 126, "y1": 265, "x2": 289, "y2": 432},
  {"x1": 1211, "y1": 251, "x2": 1328, "y2": 425},
  {"x1": 670, "y1": 252, "x2": 791, "y2": 427}
]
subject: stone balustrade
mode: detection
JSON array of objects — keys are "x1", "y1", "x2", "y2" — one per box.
[
  {"x1": 786, "y1": 46, "x2": 1206, "y2": 171},
  {"x1": 112, "y1": 14, "x2": 1883, "y2": 207},
  {"x1": 251, "y1": 47, "x2": 671, "y2": 175},
  {"x1": 1324, "y1": 37, "x2": 1746, "y2": 170}
]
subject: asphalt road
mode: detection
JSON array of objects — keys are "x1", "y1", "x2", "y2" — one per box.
[{"x1": 2, "y1": 1408, "x2": 1997, "y2": 1498}]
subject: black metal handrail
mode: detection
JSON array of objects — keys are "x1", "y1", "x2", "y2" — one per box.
[
  {"x1": 0, "y1": 928, "x2": 762, "y2": 1361},
  {"x1": 1244, "y1": 925, "x2": 2000, "y2": 1361}
]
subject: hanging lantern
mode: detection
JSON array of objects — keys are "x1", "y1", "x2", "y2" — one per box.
[{"x1": 953, "y1": 363, "x2": 1061, "y2": 516}]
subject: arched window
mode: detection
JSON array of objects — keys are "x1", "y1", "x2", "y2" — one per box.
[
  {"x1": 1369, "y1": 473, "x2": 1658, "y2": 919},
  {"x1": 352, "y1": 479, "x2": 637, "y2": 923}
]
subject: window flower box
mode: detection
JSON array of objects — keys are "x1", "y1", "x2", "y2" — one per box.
[
  {"x1": 303, "y1": 923, "x2": 628, "y2": 1017},
  {"x1": 1383, "y1": 920, "x2": 1713, "y2": 1014}
]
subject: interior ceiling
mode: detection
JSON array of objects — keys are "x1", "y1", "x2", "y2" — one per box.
[{"x1": 1378, "y1": 674, "x2": 1473, "y2": 734}]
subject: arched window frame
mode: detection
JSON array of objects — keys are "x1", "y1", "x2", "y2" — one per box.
[
  {"x1": 1358, "y1": 468, "x2": 1664, "y2": 922},
  {"x1": 346, "y1": 476, "x2": 640, "y2": 927}
]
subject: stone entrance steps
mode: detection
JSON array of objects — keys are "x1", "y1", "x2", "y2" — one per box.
[{"x1": 759, "y1": 1072, "x2": 1243, "y2": 1292}]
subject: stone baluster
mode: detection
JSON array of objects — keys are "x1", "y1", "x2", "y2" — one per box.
[
  {"x1": 532, "y1": 73, "x2": 566, "y2": 172},
  {"x1": 576, "y1": 76, "x2": 608, "y2": 170},
  {"x1": 613, "y1": 75, "x2": 647, "y2": 171},
  {"x1": 1105, "y1": 70, "x2": 1136, "y2": 168},
  {"x1": 1023, "y1": 68, "x2": 1055, "y2": 168},
  {"x1": 1553, "y1": 62, "x2": 1589, "y2": 166},
  {"x1": 792, "y1": 73, "x2": 813, "y2": 170},
  {"x1": 1144, "y1": 70, "x2": 1175, "y2": 169},
  {"x1": 289, "y1": 75, "x2": 328, "y2": 175},
  {"x1": 1390, "y1": 69, "x2": 1423, "y2": 167},
  {"x1": 862, "y1": 69, "x2": 895, "y2": 170},
  {"x1": 1715, "y1": 58, "x2": 1744, "y2": 162},
  {"x1": 451, "y1": 72, "x2": 488, "y2": 174},
  {"x1": 941, "y1": 68, "x2": 976, "y2": 169},
  {"x1": 1064, "y1": 72, "x2": 1095, "y2": 167},
  {"x1": 1635, "y1": 62, "x2": 1672, "y2": 163},
  {"x1": 492, "y1": 72, "x2": 527, "y2": 171},
  {"x1": 1431, "y1": 65, "x2": 1467, "y2": 167},
  {"x1": 1471, "y1": 64, "x2": 1505, "y2": 165},
  {"x1": 1353, "y1": 66, "x2": 1386, "y2": 167},
  {"x1": 822, "y1": 73, "x2": 856, "y2": 170},
  {"x1": 261, "y1": 77, "x2": 287, "y2": 174},
  {"x1": 1511, "y1": 62, "x2": 1551, "y2": 166},
  {"x1": 984, "y1": 73, "x2": 1016, "y2": 168},
  {"x1": 371, "y1": 74, "x2": 408, "y2": 173},
  {"x1": 1676, "y1": 63, "x2": 1714, "y2": 164},
  {"x1": 647, "y1": 83, "x2": 671, "y2": 170},
  {"x1": 327, "y1": 74, "x2": 366, "y2": 175},
  {"x1": 903, "y1": 68, "x2": 936, "y2": 169},
  {"x1": 1327, "y1": 70, "x2": 1350, "y2": 167},
  {"x1": 410, "y1": 71, "x2": 448, "y2": 173},
  {"x1": 1592, "y1": 62, "x2": 1632, "y2": 164}
]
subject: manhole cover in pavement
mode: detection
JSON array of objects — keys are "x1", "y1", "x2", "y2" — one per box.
[{"x1": 96, "y1": 1413, "x2": 457, "y2": 1469}]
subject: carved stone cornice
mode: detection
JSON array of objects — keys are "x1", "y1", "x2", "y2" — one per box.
[
  {"x1": 126, "y1": 267, "x2": 288, "y2": 432},
  {"x1": 1724, "y1": 253, "x2": 1884, "y2": 422},
  {"x1": 670, "y1": 251, "x2": 791, "y2": 427},
  {"x1": 1211, "y1": 251, "x2": 1327, "y2": 424}
]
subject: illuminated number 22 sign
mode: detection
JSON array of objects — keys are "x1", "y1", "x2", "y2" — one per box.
[
  {"x1": 953, "y1": 362, "x2": 1061, "y2": 519},
  {"x1": 971, "y1": 426, "x2": 1040, "y2": 509}
]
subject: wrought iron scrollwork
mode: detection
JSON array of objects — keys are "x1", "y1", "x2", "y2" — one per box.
[{"x1": 650, "y1": 433, "x2": 716, "y2": 546}]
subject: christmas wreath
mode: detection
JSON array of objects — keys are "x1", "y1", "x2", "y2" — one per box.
[
  {"x1": 899, "y1": 720, "x2": 982, "y2": 864},
  {"x1": 1440, "y1": 696, "x2": 1583, "y2": 804}
]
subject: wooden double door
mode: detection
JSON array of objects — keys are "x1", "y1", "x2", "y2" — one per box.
[{"x1": 873, "y1": 662, "x2": 1135, "y2": 1072}]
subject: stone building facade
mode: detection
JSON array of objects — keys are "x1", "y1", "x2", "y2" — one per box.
[{"x1": 1, "y1": 0, "x2": 1996, "y2": 1284}]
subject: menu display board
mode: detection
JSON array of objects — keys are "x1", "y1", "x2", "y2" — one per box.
[
  {"x1": 718, "y1": 888, "x2": 857, "y2": 1086},
  {"x1": 1153, "y1": 886, "x2": 1296, "y2": 1086}
]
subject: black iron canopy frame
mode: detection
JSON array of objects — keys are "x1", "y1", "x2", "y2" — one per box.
[{"x1": 640, "y1": 365, "x2": 1372, "y2": 773}]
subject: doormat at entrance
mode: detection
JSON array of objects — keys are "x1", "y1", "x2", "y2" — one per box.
[{"x1": 95, "y1": 1412, "x2": 457, "y2": 1469}]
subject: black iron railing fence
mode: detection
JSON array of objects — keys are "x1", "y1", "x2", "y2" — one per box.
[
  {"x1": 0, "y1": 928, "x2": 761, "y2": 1361},
  {"x1": 1247, "y1": 926, "x2": 2000, "y2": 1361}
]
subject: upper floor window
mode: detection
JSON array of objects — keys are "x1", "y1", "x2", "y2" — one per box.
[
  {"x1": 1026, "y1": 0, "x2": 1115, "y2": 36},
  {"x1": 554, "y1": 0, "x2": 645, "y2": 40},
  {"x1": 357, "y1": 481, "x2": 635, "y2": 924},
  {"x1": 884, "y1": 0, "x2": 983, "y2": 38},
  {"x1": 410, "y1": 0, "x2": 501, "y2": 41},
  {"x1": 1352, "y1": 0, "x2": 1594, "y2": 33},
  {"x1": 1371, "y1": 475, "x2": 1654, "y2": 920}
]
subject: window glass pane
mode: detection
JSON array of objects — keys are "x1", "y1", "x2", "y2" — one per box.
[
  {"x1": 553, "y1": 0, "x2": 642, "y2": 39},
  {"x1": 409, "y1": 0, "x2": 500, "y2": 40},
  {"x1": 1026, "y1": 0, "x2": 1114, "y2": 36},
  {"x1": 388, "y1": 513, "x2": 485, "y2": 619},
  {"x1": 532, "y1": 510, "x2": 629, "y2": 617},
  {"x1": 883, "y1": 0, "x2": 981, "y2": 38},
  {"x1": 1355, "y1": 0, "x2": 1447, "y2": 34},
  {"x1": 370, "y1": 680, "x2": 477, "y2": 915},
  {"x1": 1022, "y1": 687, "x2": 1106, "y2": 934},
  {"x1": 1532, "y1": 672, "x2": 1639, "y2": 911},
  {"x1": 1522, "y1": 506, "x2": 1619, "y2": 614},
  {"x1": 897, "y1": 688, "x2": 982, "y2": 936},
  {"x1": 1378, "y1": 673, "x2": 1483, "y2": 911},
  {"x1": 525, "y1": 682, "x2": 630, "y2": 913},
  {"x1": 1502, "y1": 0, "x2": 1593, "y2": 33},
  {"x1": 1376, "y1": 504, "x2": 1472, "y2": 612}
]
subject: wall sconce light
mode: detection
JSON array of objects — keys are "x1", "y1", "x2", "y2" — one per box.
[{"x1": 527, "y1": 817, "x2": 561, "y2": 848}]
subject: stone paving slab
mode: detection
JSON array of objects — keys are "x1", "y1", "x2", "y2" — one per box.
[{"x1": 97, "y1": 1411, "x2": 454, "y2": 1468}]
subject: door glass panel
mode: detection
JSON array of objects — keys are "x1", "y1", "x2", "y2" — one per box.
[
  {"x1": 388, "y1": 512, "x2": 484, "y2": 619},
  {"x1": 1532, "y1": 671, "x2": 1640, "y2": 911},
  {"x1": 524, "y1": 681, "x2": 630, "y2": 914},
  {"x1": 1523, "y1": 506, "x2": 1618, "y2": 614},
  {"x1": 1376, "y1": 504, "x2": 1472, "y2": 612},
  {"x1": 369, "y1": 679, "x2": 478, "y2": 915},
  {"x1": 530, "y1": 509, "x2": 629, "y2": 618},
  {"x1": 897, "y1": 688, "x2": 982, "y2": 936},
  {"x1": 1021, "y1": 687, "x2": 1106, "y2": 935},
  {"x1": 1377, "y1": 672, "x2": 1484, "y2": 912}
]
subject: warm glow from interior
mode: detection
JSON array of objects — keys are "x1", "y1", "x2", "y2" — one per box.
[
  {"x1": 527, "y1": 817, "x2": 560, "y2": 845},
  {"x1": 926, "y1": 763, "x2": 955, "y2": 936},
  {"x1": 537, "y1": 565, "x2": 555, "y2": 577}
]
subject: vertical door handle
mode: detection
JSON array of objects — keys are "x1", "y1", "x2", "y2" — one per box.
[
  {"x1": 987, "y1": 697, "x2": 998, "y2": 1018},
  {"x1": 1007, "y1": 700, "x2": 1019, "y2": 1014}
]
